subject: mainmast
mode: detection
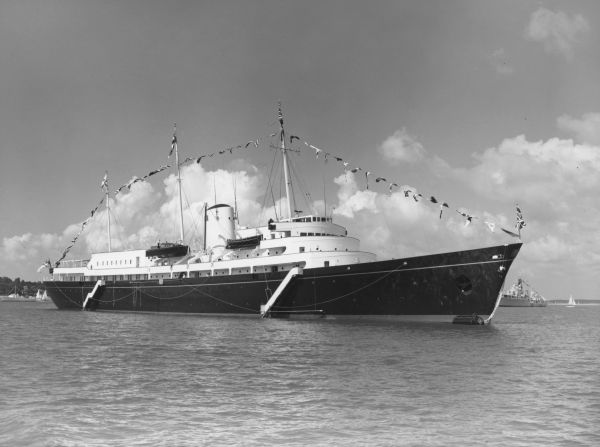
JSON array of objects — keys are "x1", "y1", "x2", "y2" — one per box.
[
  {"x1": 101, "y1": 171, "x2": 112, "y2": 252},
  {"x1": 278, "y1": 102, "x2": 293, "y2": 220},
  {"x1": 171, "y1": 125, "x2": 185, "y2": 243}
]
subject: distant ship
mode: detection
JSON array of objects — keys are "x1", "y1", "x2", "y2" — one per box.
[
  {"x1": 43, "y1": 105, "x2": 522, "y2": 323},
  {"x1": 566, "y1": 295, "x2": 576, "y2": 307},
  {"x1": 500, "y1": 278, "x2": 547, "y2": 307}
]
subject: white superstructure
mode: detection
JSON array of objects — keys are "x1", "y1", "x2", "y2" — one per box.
[{"x1": 51, "y1": 207, "x2": 376, "y2": 282}]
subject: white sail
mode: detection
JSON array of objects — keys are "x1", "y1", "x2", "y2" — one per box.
[{"x1": 567, "y1": 295, "x2": 576, "y2": 307}]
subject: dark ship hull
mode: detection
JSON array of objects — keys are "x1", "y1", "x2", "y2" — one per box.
[{"x1": 44, "y1": 243, "x2": 521, "y2": 320}]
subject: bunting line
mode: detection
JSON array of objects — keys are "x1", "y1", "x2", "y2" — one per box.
[
  {"x1": 51, "y1": 134, "x2": 268, "y2": 266},
  {"x1": 289, "y1": 136, "x2": 525, "y2": 238}
]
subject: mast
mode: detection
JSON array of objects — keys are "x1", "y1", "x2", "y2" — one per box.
[
  {"x1": 233, "y1": 177, "x2": 239, "y2": 224},
  {"x1": 203, "y1": 202, "x2": 207, "y2": 251},
  {"x1": 172, "y1": 125, "x2": 185, "y2": 243},
  {"x1": 278, "y1": 102, "x2": 293, "y2": 220},
  {"x1": 101, "y1": 171, "x2": 112, "y2": 252}
]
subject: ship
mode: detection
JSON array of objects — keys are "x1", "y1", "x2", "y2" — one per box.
[
  {"x1": 43, "y1": 106, "x2": 522, "y2": 323},
  {"x1": 499, "y1": 278, "x2": 547, "y2": 307}
]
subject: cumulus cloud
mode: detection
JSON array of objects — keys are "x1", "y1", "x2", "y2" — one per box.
[
  {"x1": 378, "y1": 128, "x2": 426, "y2": 164},
  {"x1": 330, "y1": 169, "x2": 507, "y2": 262},
  {"x1": 1, "y1": 232, "x2": 63, "y2": 276},
  {"x1": 525, "y1": 7, "x2": 589, "y2": 57},
  {"x1": 557, "y1": 112, "x2": 600, "y2": 145},
  {"x1": 451, "y1": 135, "x2": 600, "y2": 208},
  {"x1": 333, "y1": 173, "x2": 379, "y2": 218}
]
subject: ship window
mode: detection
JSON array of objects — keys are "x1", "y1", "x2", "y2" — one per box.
[
  {"x1": 324, "y1": 261, "x2": 329, "y2": 267},
  {"x1": 300, "y1": 247, "x2": 305, "y2": 253}
]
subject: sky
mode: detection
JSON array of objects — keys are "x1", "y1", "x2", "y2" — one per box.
[{"x1": 1, "y1": 0, "x2": 599, "y2": 300}]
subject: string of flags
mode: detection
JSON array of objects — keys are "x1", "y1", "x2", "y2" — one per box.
[
  {"x1": 52, "y1": 196, "x2": 106, "y2": 267},
  {"x1": 49, "y1": 133, "x2": 267, "y2": 268},
  {"x1": 48, "y1": 127, "x2": 526, "y2": 269},
  {"x1": 289, "y1": 136, "x2": 525, "y2": 236}
]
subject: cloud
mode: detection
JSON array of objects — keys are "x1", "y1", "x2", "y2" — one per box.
[
  {"x1": 1, "y1": 232, "x2": 62, "y2": 276},
  {"x1": 488, "y1": 48, "x2": 515, "y2": 76},
  {"x1": 332, "y1": 173, "x2": 379, "y2": 218},
  {"x1": 330, "y1": 173, "x2": 507, "y2": 263},
  {"x1": 557, "y1": 112, "x2": 600, "y2": 145},
  {"x1": 378, "y1": 128, "x2": 426, "y2": 164},
  {"x1": 452, "y1": 135, "x2": 600, "y2": 207},
  {"x1": 525, "y1": 7, "x2": 589, "y2": 57}
]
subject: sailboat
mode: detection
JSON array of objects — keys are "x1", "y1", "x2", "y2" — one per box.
[
  {"x1": 35, "y1": 289, "x2": 49, "y2": 301},
  {"x1": 5, "y1": 286, "x2": 28, "y2": 301},
  {"x1": 566, "y1": 295, "x2": 576, "y2": 307},
  {"x1": 42, "y1": 105, "x2": 522, "y2": 323}
]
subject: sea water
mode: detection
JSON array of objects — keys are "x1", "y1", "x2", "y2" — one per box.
[{"x1": 0, "y1": 301, "x2": 598, "y2": 446}]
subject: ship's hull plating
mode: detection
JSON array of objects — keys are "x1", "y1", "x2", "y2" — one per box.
[{"x1": 44, "y1": 243, "x2": 521, "y2": 318}]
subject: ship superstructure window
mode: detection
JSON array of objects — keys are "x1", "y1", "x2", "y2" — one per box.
[{"x1": 299, "y1": 247, "x2": 305, "y2": 253}]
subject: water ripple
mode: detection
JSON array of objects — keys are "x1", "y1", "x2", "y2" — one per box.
[{"x1": 0, "y1": 302, "x2": 598, "y2": 446}]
